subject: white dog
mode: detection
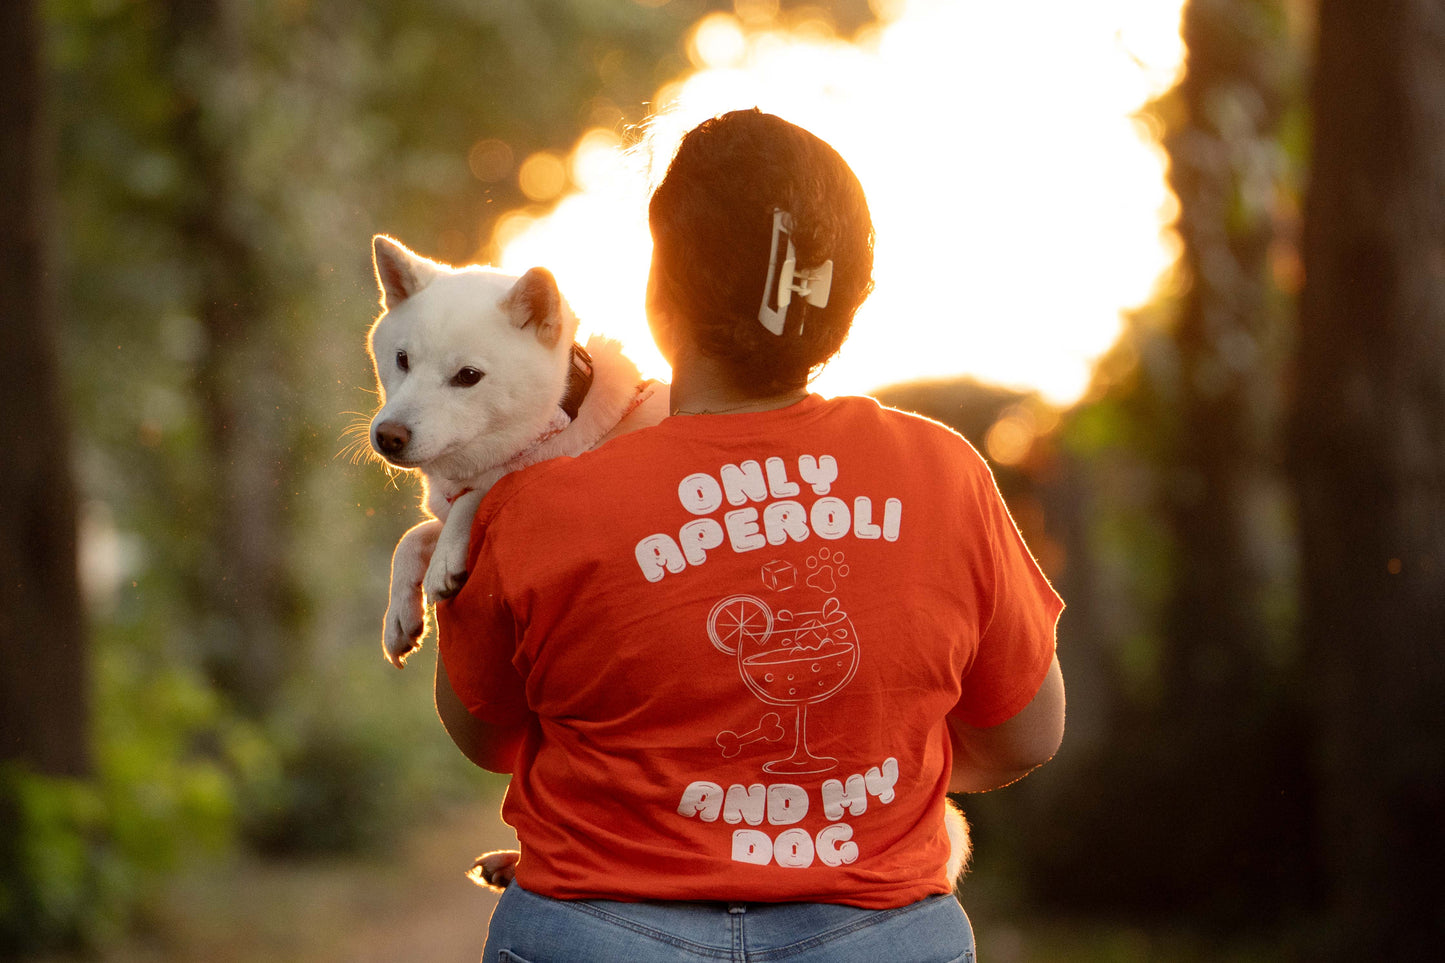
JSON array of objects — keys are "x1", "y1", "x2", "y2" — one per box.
[{"x1": 366, "y1": 235, "x2": 667, "y2": 667}]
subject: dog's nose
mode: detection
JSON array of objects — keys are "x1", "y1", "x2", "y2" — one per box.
[{"x1": 374, "y1": 421, "x2": 411, "y2": 456}]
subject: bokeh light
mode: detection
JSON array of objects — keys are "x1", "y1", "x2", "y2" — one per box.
[
  {"x1": 517, "y1": 150, "x2": 569, "y2": 202},
  {"x1": 467, "y1": 138, "x2": 513, "y2": 183}
]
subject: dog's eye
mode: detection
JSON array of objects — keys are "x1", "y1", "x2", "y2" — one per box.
[
  {"x1": 395, "y1": 349, "x2": 409, "y2": 372},
  {"x1": 452, "y1": 366, "x2": 484, "y2": 387}
]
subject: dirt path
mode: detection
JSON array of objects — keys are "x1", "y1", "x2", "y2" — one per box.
[{"x1": 70, "y1": 803, "x2": 516, "y2": 963}]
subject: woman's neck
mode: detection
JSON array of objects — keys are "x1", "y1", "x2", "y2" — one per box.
[
  {"x1": 667, "y1": 349, "x2": 807, "y2": 416},
  {"x1": 669, "y1": 388, "x2": 809, "y2": 417}
]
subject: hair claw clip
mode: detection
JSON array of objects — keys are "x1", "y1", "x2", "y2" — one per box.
[{"x1": 759, "y1": 209, "x2": 833, "y2": 336}]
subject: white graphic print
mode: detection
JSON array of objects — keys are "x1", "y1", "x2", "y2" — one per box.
[
  {"x1": 707, "y1": 549, "x2": 859, "y2": 775},
  {"x1": 662, "y1": 456, "x2": 916, "y2": 869},
  {"x1": 716, "y1": 713, "x2": 786, "y2": 758},
  {"x1": 631, "y1": 450, "x2": 901, "y2": 583},
  {"x1": 805, "y1": 547, "x2": 850, "y2": 593}
]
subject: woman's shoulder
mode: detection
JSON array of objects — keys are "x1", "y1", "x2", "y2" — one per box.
[
  {"x1": 829, "y1": 394, "x2": 983, "y2": 454},
  {"x1": 475, "y1": 422, "x2": 670, "y2": 518},
  {"x1": 473, "y1": 454, "x2": 582, "y2": 526}
]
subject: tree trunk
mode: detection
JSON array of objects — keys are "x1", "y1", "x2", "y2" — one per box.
[
  {"x1": 1163, "y1": 0, "x2": 1289, "y2": 702},
  {"x1": 1291, "y1": 0, "x2": 1445, "y2": 954},
  {"x1": 164, "y1": 0, "x2": 294, "y2": 714},
  {"x1": 0, "y1": 0, "x2": 90, "y2": 777},
  {"x1": 1151, "y1": 0, "x2": 1311, "y2": 912}
]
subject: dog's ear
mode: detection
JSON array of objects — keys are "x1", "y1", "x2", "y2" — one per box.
[
  {"x1": 504, "y1": 267, "x2": 564, "y2": 348},
  {"x1": 373, "y1": 235, "x2": 439, "y2": 310}
]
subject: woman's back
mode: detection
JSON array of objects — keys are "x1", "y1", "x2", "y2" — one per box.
[{"x1": 440, "y1": 393, "x2": 1059, "y2": 907}]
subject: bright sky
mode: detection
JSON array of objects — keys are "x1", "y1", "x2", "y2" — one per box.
[{"x1": 494, "y1": 0, "x2": 1186, "y2": 407}]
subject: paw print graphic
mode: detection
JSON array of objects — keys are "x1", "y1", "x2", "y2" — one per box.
[{"x1": 804, "y1": 547, "x2": 850, "y2": 594}]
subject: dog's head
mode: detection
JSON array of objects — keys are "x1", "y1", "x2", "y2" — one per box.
[{"x1": 366, "y1": 236, "x2": 578, "y2": 481}]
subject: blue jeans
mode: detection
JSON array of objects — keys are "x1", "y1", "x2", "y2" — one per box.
[{"x1": 482, "y1": 883, "x2": 975, "y2": 962}]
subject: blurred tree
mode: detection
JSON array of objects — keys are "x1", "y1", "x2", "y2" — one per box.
[
  {"x1": 1012, "y1": 0, "x2": 1319, "y2": 929},
  {"x1": 1145, "y1": 0, "x2": 1313, "y2": 914},
  {"x1": 0, "y1": 0, "x2": 93, "y2": 950},
  {"x1": 158, "y1": 0, "x2": 297, "y2": 715},
  {"x1": 1159, "y1": 0, "x2": 1294, "y2": 742},
  {"x1": 1290, "y1": 0, "x2": 1445, "y2": 955},
  {"x1": 0, "y1": 0, "x2": 89, "y2": 777}
]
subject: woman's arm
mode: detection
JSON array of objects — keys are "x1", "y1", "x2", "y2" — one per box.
[
  {"x1": 434, "y1": 653, "x2": 528, "y2": 773},
  {"x1": 947, "y1": 654, "x2": 1065, "y2": 793}
]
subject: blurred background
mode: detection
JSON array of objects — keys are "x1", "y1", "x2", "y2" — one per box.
[{"x1": 2, "y1": 0, "x2": 1441, "y2": 960}]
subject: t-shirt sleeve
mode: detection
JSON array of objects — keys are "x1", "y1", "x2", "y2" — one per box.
[
  {"x1": 950, "y1": 460, "x2": 1064, "y2": 728},
  {"x1": 434, "y1": 480, "x2": 533, "y2": 727}
]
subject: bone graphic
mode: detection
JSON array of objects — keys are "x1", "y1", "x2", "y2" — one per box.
[{"x1": 716, "y1": 712, "x2": 786, "y2": 758}]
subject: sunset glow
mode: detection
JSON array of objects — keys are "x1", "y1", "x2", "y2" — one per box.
[{"x1": 492, "y1": 0, "x2": 1186, "y2": 406}]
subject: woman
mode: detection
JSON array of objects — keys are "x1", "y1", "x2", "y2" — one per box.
[{"x1": 435, "y1": 109, "x2": 1064, "y2": 962}]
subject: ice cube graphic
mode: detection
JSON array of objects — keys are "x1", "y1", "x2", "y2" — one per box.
[{"x1": 761, "y1": 559, "x2": 797, "y2": 592}]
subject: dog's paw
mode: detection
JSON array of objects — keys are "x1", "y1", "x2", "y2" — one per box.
[
  {"x1": 423, "y1": 543, "x2": 470, "y2": 602},
  {"x1": 382, "y1": 595, "x2": 428, "y2": 669},
  {"x1": 465, "y1": 850, "x2": 520, "y2": 892}
]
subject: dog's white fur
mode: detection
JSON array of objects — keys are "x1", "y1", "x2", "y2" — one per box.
[{"x1": 366, "y1": 235, "x2": 666, "y2": 667}]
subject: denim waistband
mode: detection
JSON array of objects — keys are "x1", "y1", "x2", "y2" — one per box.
[{"x1": 484, "y1": 883, "x2": 975, "y2": 962}]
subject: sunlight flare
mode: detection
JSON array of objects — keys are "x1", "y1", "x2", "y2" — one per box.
[{"x1": 494, "y1": 0, "x2": 1186, "y2": 406}]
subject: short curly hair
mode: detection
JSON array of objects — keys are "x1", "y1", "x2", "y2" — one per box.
[{"x1": 648, "y1": 109, "x2": 874, "y2": 393}]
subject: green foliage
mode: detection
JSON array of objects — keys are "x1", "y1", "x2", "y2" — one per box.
[
  {"x1": 238, "y1": 651, "x2": 489, "y2": 857},
  {"x1": 94, "y1": 642, "x2": 255, "y2": 863},
  {"x1": 1, "y1": 767, "x2": 112, "y2": 953},
  {"x1": 1058, "y1": 385, "x2": 1179, "y2": 704},
  {"x1": 1, "y1": 650, "x2": 255, "y2": 953}
]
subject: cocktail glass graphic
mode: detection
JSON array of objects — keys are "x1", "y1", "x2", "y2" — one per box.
[{"x1": 707, "y1": 594, "x2": 859, "y2": 775}]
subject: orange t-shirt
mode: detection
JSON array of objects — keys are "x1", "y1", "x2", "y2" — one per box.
[{"x1": 437, "y1": 394, "x2": 1062, "y2": 909}]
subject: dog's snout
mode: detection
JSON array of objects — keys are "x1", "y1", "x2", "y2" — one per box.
[{"x1": 374, "y1": 421, "x2": 411, "y2": 456}]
